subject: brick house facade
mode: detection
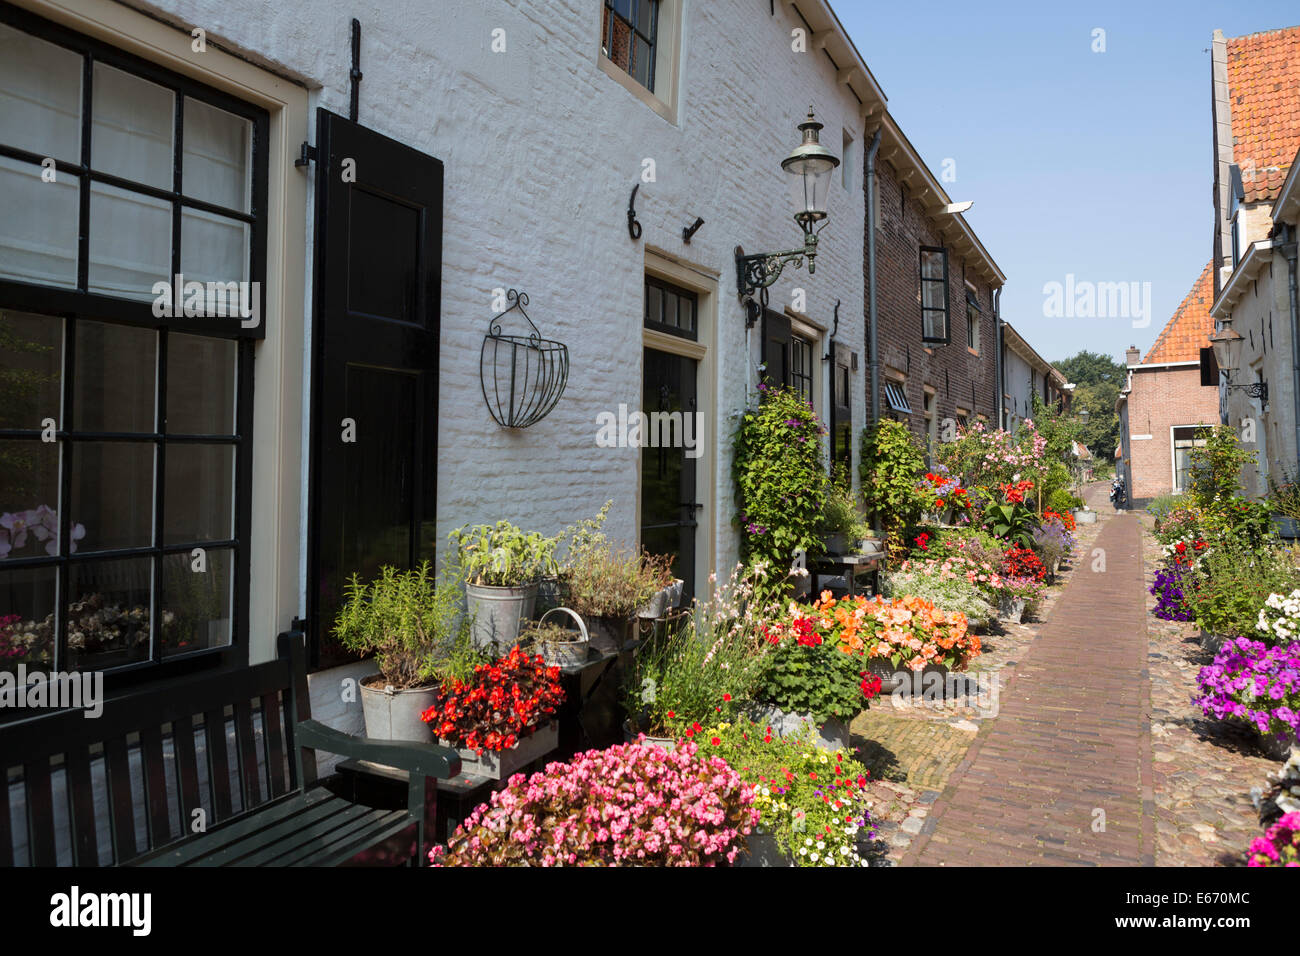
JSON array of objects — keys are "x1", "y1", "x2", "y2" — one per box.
[
  {"x1": 868, "y1": 156, "x2": 1001, "y2": 446},
  {"x1": 1116, "y1": 263, "x2": 1221, "y2": 505}
]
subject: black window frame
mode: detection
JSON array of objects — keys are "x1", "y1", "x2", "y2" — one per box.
[
  {"x1": 920, "y1": 246, "x2": 950, "y2": 344},
  {"x1": 603, "y1": 0, "x2": 660, "y2": 93},
  {"x1": 965, "y1": 290, "x2": 981, "y2": 351},
  {"x1": 0, "y1": 4, "x2": 267, "y2": 687},
  {"x1": 790, "y1": 334, "x2": 814, "y2": 405},
  {"x1": 645, "y1": 274, "x2": 697, "y2": 341}
]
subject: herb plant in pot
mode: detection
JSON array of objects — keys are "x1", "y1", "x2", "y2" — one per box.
[
  {"x1": 563, "y1": 545, "x2": 673, "y2": 653},
  {"x1": 451, "y1": 520, "x2": 560, "y2": 653},
  {"x1": 522, "y1": 607, "x2": 590, "y2": 668},
  {"x1": 332, "y1": 561, "x2": 472, "y2": 742},
  {"x1": 819, "y1": 475, "x2": 871, "y2": 556}
]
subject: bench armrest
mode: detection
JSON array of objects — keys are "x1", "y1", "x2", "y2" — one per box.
[{"x1": 296, "y1": 719, "x2": 462, "y2": 779}]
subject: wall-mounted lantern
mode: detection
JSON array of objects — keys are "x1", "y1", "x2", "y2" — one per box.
[
  {"x1": 1209, "y1": 326, "x2": 1268, "y2": 400},
  {"x1": 735, "y1": 107, "x2": 840, "y2": 298}
]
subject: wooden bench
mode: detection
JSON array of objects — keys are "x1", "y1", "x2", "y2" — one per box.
[{"x1": 0, "y1": 630, "x2": 461, "y2": 866}]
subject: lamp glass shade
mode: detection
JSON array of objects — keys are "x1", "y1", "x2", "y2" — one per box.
[
  {"x1": 1210, "y1": 327, "x2": 1243, "y2": 374},
  {"x1": 785, "y1": 158, "x2": 836, "y2": 220},
  {"x1": 781, "y1": 108, "x2": 839, "y2": 222},
  {"x1": 1079, "y1": 408, "x2": 1090, "y2": 424}
]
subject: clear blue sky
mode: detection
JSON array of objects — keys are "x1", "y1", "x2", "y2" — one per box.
[{"x1": 834, "y1": 0, "x2": 1300, "y2": 366}]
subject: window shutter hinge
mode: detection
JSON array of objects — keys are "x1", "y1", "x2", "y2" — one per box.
[{"x1": 295, "y1": 142, "x2": 317, "y2": 168}]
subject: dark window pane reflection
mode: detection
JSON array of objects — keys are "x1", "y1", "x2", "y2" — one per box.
[
  {"x1": 166, "y1": 333, "x2": 235, "y2": 434},
  {"x1": 0, "y1": 565, "x2": 57, "y2": 671},
  {"x1": 0, "y1": 440, "x2": 60, "y2": 560},
  {"x1": 69, "y1": 442, "x2": 154, "y2": 552},
  {"x1": 74, "y1": 320, "x2": 156, "y2": 433},
  {"x1": 0, "y1": 311, "x2": 62, "y2": 430},
  {"x1": 66, "y1": 558, "x2": 152, "y2": 670},
  {"x1": 161, "y1": 548, "x2": 231, "y2": 657},
  {"x1": 163, "y1": 443, "x2": 233, "y2": 545}
]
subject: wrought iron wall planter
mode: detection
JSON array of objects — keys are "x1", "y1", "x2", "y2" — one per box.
[{"x1": 480, "y1": 289, "x2": 569, "y2": 428}]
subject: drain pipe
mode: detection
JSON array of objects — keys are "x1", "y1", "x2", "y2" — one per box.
[
  {"x1": 1283, "y1": 223, "x2": 1300, "y2": 475},
  {"x1": 866, "y1": 126, "x2": 883, "y2": 429},
  {"x1": 993, "y1": 286, "x2": 1004, "y2": 429}
]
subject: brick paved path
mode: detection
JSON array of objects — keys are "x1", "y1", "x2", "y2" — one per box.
[{"x1": 901, "y1": 511, "x2": 1155, "y2": 866}]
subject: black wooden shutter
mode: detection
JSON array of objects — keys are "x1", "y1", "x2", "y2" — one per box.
[
  {"x1": 308, "y1": 109, "x2": 443, "y2": 667},
  {"x1": 761, "y1": 309, "x2": 792, "y2": 389},
  {"x1": 830, "y1": 342, "x2": 852, "y2": 475}
]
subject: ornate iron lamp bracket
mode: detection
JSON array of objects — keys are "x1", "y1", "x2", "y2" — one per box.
[
  {"x1": 1228, "y1": 381, "x2": 1269, "y2": 401},
  {"x1": 735, "y1": 231, "x2": 819, "y2": 298}
]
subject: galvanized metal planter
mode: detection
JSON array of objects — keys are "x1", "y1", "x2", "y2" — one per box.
[
  {"x1": 443, "y1": 720, "x2": 559, "y2": 780},
  {"x1": 465, "y1": 581, "x2": 538, "y2": 652},
  {"x1": 358, "y1": 677, "x2": 439, "y2": 743}
]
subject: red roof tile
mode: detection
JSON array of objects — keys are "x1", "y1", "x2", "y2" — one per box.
[
  {"x1": 1144, "y1": 262, "x2": 1214, "y2": 364},
  {"x1": 1226, "y1": 25, "x2": 1300, "y2": 204}
]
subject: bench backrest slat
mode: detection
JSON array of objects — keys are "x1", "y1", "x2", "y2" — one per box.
[
  {"x1": 172, "y1": 715, "x2": 203, "y2": 832},
  {"x1": 233, "y1": 698, "x2": 263, "y2": 810},
  {"x1": 104, "y1": 736, "x2": 137, "y2": 862},
  {"x1": 23, "y1": 758, "x2": 56, "y2": 867},
  {"x1": 0, "y1": 630, "x2": 312, "y2": 866},
  {"x1": 65, "y1": 742, "x2": 99, "y2": 866},
  {"x1": 203, "y1": 706, "x2": 235, "y2": 819},
  {"x1": 139, "y1": 725, "x2": 172, "y2": 849},
  {"x1": 260, "y1": 693, "x2": 288, "y2": 799},
  {"x1": 0, "y1": 763, "x2": 12, "y2": 865}
]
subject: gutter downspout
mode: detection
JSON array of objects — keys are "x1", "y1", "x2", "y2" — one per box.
[
  {"x1": 1283, "y1": 224, "x2": 1300, "y2": 475},
  {"x1": 866, "y1": 126, "x2": 883, "y2": 429},
  {"x1": 865, "y1": 125, "x2": 883, "y2": 534},
  {"x1": 993, "y1": 287, "x2": 1003, "y2": 429}
]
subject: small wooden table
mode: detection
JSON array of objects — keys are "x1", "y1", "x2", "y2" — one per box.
[{"x1": 809, "y1": 551, "x2": 885, "y2": 598}]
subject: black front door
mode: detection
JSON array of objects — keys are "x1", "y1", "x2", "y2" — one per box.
[
  {"x1": 640, "y1": 348, "x2": 698, "y2": 602},
  {"x1": 308, "y1": 110, "x2": 442, "y2": 666}
]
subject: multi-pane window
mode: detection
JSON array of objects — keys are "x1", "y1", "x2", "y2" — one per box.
[
  {"x1": 920, "y1": 246, "x2": 949, "y2": 343},
  {"x1": 965, "y1": 290, "x2": 981, "y2": 351},
  {"x1": 602, "y1": 0, "x2": 659, "y2": 92},
  {"x1": 645, "y1": 275, "x2": 696, "y2": 340},
  {"x1": 1172, "y1": 426, "x2": 1206, "y2": 493},
  {"x1": 790, "y1": 336, "x2": 814, "y2": 404},
  {"x1": 0, "y1": 9, "x2": 266, "y2": 678}
]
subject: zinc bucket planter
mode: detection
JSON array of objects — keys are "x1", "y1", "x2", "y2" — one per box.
[
  {"x1": 441, "y1": 720, "x2": 559, "y2": 780},
  {"x1": 1199, "y1": 630, "x2": 1226, "y2": 655},
  {"x1": 359, "y1": 677, "x2": 439, "y2": 743},
  {"x1": 465, "y1": 581, "x2": 538, "y2": 652},
  {"x1": 865, "y1": 659, "x2": 906, "y2": 694},
  {"x1": 1073, "y1": 509, "x2": 1097, "y2": 525},
  {"x1": 750, "y1": 704, "x2": 849, "y2": 753},
  {"x1": 1273, "y1": 516, "x2": 1300, "y2": 539},
  {"x1": 998, "y1": 595, "x2": 1026, "y2": 624},
  {"x1": 535, "y1": 607, "x2": 589, "y2": 667}
]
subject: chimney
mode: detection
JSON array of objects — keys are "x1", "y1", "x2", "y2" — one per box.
[{"x1": 1125, "y1": 345, "x2": 1141, "y2": 366}]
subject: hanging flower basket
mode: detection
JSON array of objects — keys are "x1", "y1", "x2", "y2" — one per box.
[{"x1": 480, "y1": 289, "x2": 569, "y2": 428}]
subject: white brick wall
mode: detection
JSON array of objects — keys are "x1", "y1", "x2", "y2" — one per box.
[{"x1": 113, "y1": 0, "x2": 868, "y2": 710}]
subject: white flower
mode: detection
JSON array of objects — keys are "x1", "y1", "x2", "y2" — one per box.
[
  {"x1": 810, "y1": 852, "x2": 819, "y2": 862},
  {"x1": 841, "y1": 845, "x2": 851, "y2": 855}
]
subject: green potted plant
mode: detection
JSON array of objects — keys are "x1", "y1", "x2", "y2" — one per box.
[
  {"x1": 1267, "y1": 475, "x2": 1300, "y2": 539},
  {"x1": 563, "y1": 545, "x2": 673, "y2": 652},
  {"x1": 521, "y1": 607, "x2": 590, "y2": 668},
  {"x1": 819, "y1": 470, "x2": 872, "y2": 555},
  {"x1": 622, "y1": 564, "x2": 771, "y2": 744},
  {"x1": 332, "y1": 560, "x2": 473, "y2": 742},
  {"x1": 450, "y1": 520, "x2": 561, "y2": 652}
]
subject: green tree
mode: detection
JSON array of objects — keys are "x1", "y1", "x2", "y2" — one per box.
[{"x1": 1053, "y1": 350, "x2": 1126, "y2": 460}]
